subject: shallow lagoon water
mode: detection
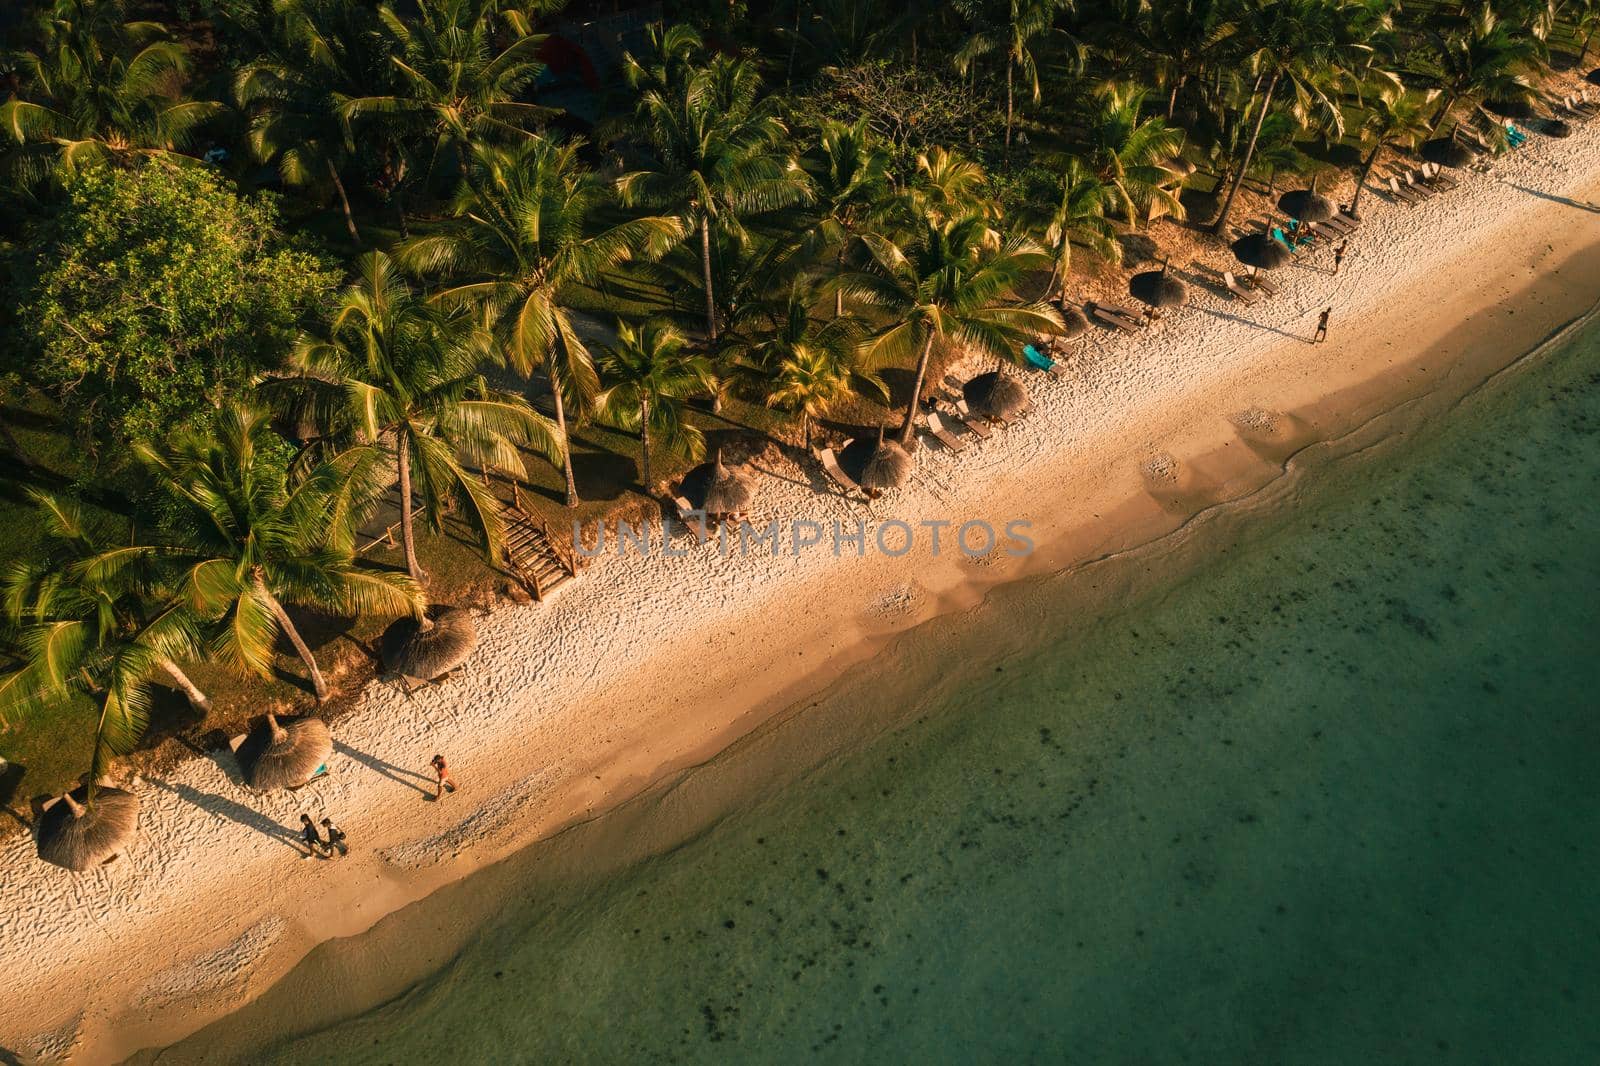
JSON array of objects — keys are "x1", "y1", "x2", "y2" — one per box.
[{"x1": 161, "y1": 316, "x2": 1600, "y2": 1064}]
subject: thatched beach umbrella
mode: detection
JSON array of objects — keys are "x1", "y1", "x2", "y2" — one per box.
[
  {"x1": 1589, "y1": 69, "x2": 1600, "y2": 87},
  {"x1": 1231, "y1": 232, "x2": 1293, "y2": 272},
  {"x1": 236, "y1": 713, "x2": 333, "y2": 792},
  {"x1": 859, "y1": 428, "x2": 913, "y2": 495},
  {"x1": 684, "y1": 454, "x2": 756, "y2": 517},
  {"x1": 1277, "y1": 178, "x2": 1336, "y2": 223},
  {"x1": 37, "y1": 786, "x2": 139, "y2": 871},
  {"x1": 963, "y1": 371, "x2": 1031, "y2": 422},
  {"x1": 1543, "y1": 118, "x2": 1572, "y2": 139},
  {"x1": 1420, "y1": 137, "x2": 1477, "y2": 168},
  {"x1": 382, "y1": 606, "x2": 479, "y2": 683},
  {"x1": 1129, "y1": 262, "x2": 1187, "y2": 314},
  {"x1": 1486, "y1": 98, "x2": 1536, "y2": 121},
  {"x1": 1058, "y1": 304, "x2": 1090, "y2": 339}
]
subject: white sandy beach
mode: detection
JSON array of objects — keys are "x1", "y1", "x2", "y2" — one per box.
[{"x1": 2, "y1": 108, "x2": 1599, "y2": 1063}]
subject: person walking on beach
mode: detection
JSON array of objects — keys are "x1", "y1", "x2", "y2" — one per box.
[
  {"x1": 431, "y1": 754, "x2": 457, "y2": 799},
  {"x1": 1332, "y1": 241, "x2": 1347, "y2": 276},
  {"x1": 321, "y1": 817, "x2": 348, "y2": 856},
  {"x1": 1313, "y1": 307, "x2": 1332, "y2": 345},
  {"x1": 300, "y1": 814, "x2": 329, "y2": 858}
]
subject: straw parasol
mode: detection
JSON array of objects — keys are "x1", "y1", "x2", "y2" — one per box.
[
  {"x1": 1231, "y1": 232, "x2": 1292, "y2": 272},
  {"x1": 1277, "y1": 176, "x2": 1336, "y2": 223},
  {"x1": 1486, "y1": 98, "x2": 1536, "y2": 121},
  {"x1": 858, "y1": 428, "x2": 913, "y2": 494},
  {"x1": 236, "y1": 712, "x2": 333, "y2": 791},
  {"x1": 382, "y1": 606, "x2": 479, "y2": 682},
  {"x1": 1589, "y1": 69, "x2": 1600, "y2": 87},
  {"x1": 683, "y1": 453, "x2": 756, "y2": 516},
  {"x1": 1058, "y1": 304, "x2": 1090, "y2": 339},
  {"x1": 1543, "y1": 118, "x2": 1572, "y2": 139},
  {"x1": 1129, "y1": 261, "x2": 1188, "y2": 312},
  {"x1": 37, "y1": 786, "x2": 139, "y2": 871},
  {"x1": 963, "y1": 371, "x2": 1030, "y2": 422},
  {"x1": 1420, "y1": 137, "x2": 1477, "y2": 168}
]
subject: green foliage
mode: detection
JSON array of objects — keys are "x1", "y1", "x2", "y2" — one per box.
[{"x1": 16, "y1": 163, "x2": 339, "y2": 446}]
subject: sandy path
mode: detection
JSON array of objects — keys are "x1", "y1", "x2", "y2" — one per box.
[{"x1": 2, "y1": 119, "x2": 1599, "y2": 1063}]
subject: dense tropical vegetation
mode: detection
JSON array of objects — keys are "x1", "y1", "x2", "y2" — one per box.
[{"x1": 0, "y1": 0, "x2": 1580, "y2": 827}]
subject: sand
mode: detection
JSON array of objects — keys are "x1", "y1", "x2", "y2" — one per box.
[{"x1": 2, "y1": 114, "x2": 1599, "y2": 1063}]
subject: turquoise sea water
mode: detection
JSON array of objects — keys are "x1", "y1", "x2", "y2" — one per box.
[{"x1": 156, "y1": 315, "x2": 1600, "y2": 1064}]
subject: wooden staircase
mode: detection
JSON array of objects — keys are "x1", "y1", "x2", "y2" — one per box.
[{"x1": 502, "y1": 503, "x2": 577, "y2": 601}]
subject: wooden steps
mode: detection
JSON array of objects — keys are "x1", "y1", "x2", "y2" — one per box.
[{"x1": 502, "y1": 504, "x2": 577, "y2": 600}]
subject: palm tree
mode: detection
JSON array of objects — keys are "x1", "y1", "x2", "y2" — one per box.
[
  {"x1": 618, "y1": 34, "x2": 812, "y2": 344},
  {"x1": 1573, "y1": 0, "x2": 1600, "y2": 64},
  {"x1": 1209, "y1": 0, "x2": 1380, "y2": 234},
  {"x1": 342, "y1": 0, "x2": 551, "y2": 185},
  {"x1": 234, "y1": 0, "x2": 395, "y2": 243},
  {"x1": 1129, "y1": 0, "x2": 1234, "y2": 119},
  {"x1": 1017, "y1": 156, "x2": 1119, "y2": 300},
  {"x1": 401, "y1": 137, "x2": 684, "y2": 507},
  {"x1": 278, "y1": 251, "x2": 559, "y2": 586},
  {"x1": 1350, "y1": 86, "x2": 1434, "y2": 215},
  {"x1": 124, "y1": 404, "x2": 423, "y2": 703},
  {"x1": 0, "y1": 0, "x2": 223, "y2": 191},
  {"x1": 1083, "y1": 83, "x2": 1188, "y2": 226},
  {"x1": 797, "y1": 118, "x2": 894, "y2": 316},
  {"x1": 1, "y1": 492, "x2": 210, "y2": 734},
  {"x1": 901, "y1": 146, "x2": 1000, "y2": 232},
  {"x1": 954, "y1": 0, "x2": 1080, "y2": 151},
  {"x1": 840, "y1": 217, "x2": 1061, "y2": 446},
  {"x1": 595, "y1": 319, "x2": 716, "y2": 490},
  {"x1": 1425, "y1": 5, "x2": 1540, "y2": 134}
]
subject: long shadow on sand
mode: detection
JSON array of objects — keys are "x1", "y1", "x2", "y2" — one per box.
[
  {"x1": 145, "y1": 778, "x2": 305, "y2": 852},
  {"x1": 335, "y1": 740, "x2": 434, "y2": 798}
]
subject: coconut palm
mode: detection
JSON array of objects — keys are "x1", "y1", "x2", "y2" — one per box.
[
  {"x1": 1573, "y1": 0, "x2": 1600, "y2": 64},
  {"x1": 840, "y1": 216, "x2": 1061, "y2": 446},
  {"x1": 618, "y1": 34, "x2": 812, "y2": 344},
  {"x1": 899, "y1": 146, "x2": 1000, "y2": 235},
  {"x1": 1128, "y1": 0, "x2": 1235, "y2": 119},
  {"x1": 0, "y1": 0, "x2": 223, "y2": 191},
  {"x1": 1083, "y1": 83, "x2": 1188, "y2": 226},
  {"x1": 594, "y1": 320, "x2": 717, "y2": 491},
  {"x1": 1209, "y1": 0, "x2": 1382, "y2": 234},
  {"x1": 1424, "y1": 5, "x2": 1541, "y2": 134},
  {"x1": 954, "y1": 0, "x2": 1080, "y2": 151},
  {"x1": 341, "y1": 0, "x2": 552, "y2": 185},
  {"x1": 234, "y1": 0, "x2": 395, "y2": 243},
  {"x1": 1350, "y1": 86, "x2": 1434, "y2": 215},
  {"x1": 401, "y1": 137, "x2": 684, "y2": 507},
  {"x1": 1018, "y1": 155, "x2": 1120, "y2": 300},
  {"x1": 278, "y1": 251, "x2": 560, "y2": 586},
  {"x1": 796, "y1": 118, "x2": 894, "y2": 316},
  {"x1": 121, "y1": 404, "x2": 423, "y2": 703}
]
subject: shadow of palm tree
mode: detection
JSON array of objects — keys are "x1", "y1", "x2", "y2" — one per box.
[
  {"x1": 1504, "y1": 181, "x2": 1600, "y2": 213},
  {"x1": 1199, "y1": 306, "x2": 1306, "y2": 344},
  {"x1": 334, "y1": 740, "x2": 434, "y2": 798},
  {"x1": 146, "y1": 777, "x2": 305, "y2": 852}
]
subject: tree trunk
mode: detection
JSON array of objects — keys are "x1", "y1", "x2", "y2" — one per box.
[
  {"x1": 639, "y1": 397, "x2": 652, "y2": 491},
  {"x1": 1167, "y1": 79, "x2": 1181, "y2": 120},
  {"x1": 1210, "y1": 71, "x2": 1280, "y2": 235},
  {"x1": 802, "y1": 411, "x2": 811, "y2": 450},
  {"x1": 699, "y1": 215, "x2": 718, "y2": 343},
  {"x1": 254, "y1": 572, "x2": 329, "y2": 703},
  {"x1": 1349, "y1": 139, "x2": 1383, "y2": 216},
  {"x1": 1430, "y1": 92, "x2": 1458, "y2": 135},
  {"x1": 549, "y1": 342, "x2": 581, "y2": 508},
  {"x1": 326, "y1": 159, "x2": 360, "y2": 245},
  {"x1": 159, "y1": 659, "x2": 211, "y2": 713},
  {"x1": 1004, "y1": 63, "x2": 1015, "y2": 152},
  {"x1": 899, "y1": 333, "x2": 937, "y2": 446},
  {"x1": 397, "y1": 433, "x2": 426, "y2": 585},
  {"x1": 394, "y1": 189, "x2": 410, "y2": 238}
]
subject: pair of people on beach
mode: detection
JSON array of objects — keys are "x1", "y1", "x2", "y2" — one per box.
[{"x1": 299, "y1": 814, "x2": 347, "y2": 858}]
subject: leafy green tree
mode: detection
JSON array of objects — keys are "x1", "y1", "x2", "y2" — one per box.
[
  {"x1": 595, "y1": 319, "x2": 716, "y2": 490},
  {"x1": 1126, "y1": 0, "x2": 1235, "y2": 119},
  {"x1": 234, "y1": 0, "x2": 396, "y2": 244},
  {"x1": 278, "y1": 251, "x2": 559, "y2": 585},
  {"x1": 124, "y1": 404, "x2": 423, "y2": 703},
  {"x1": 1082, "y1": 83, "x2": 1188, "y2": 226},
  {"x1": 840, "y1": 216, "x2": 1060, "y2": 445},
  {"x1": 619, "y1": 30, "x2": 812, "y2": 344},
  {"x1": 1015, "y1": 156, "x2": 1119, "y2": 299},
  {"x1": 955, "y1": 0, "x2": 1081, "y2": 151},
  {"x1": 0, "y1": 0, "x2": 223, "y2": 192},
  {"x1": 402, "y1": 137, "x2": 684, "y2": 507},
  {"x1": 1350, "y1": 86, "x2": 1433, "y2": 214},
  {"x1": 17, "y1": 163, "x2": 339, "y2": 446},
  {"x1": 1425, "y1": 5, "x2": 1540, "y2": 133},
  {"x1": 796, "y1": 118, "x2": 894, "y2": 317},
  {"x1": 900, "y1": 146, "x2": 999, "y2": 230}
]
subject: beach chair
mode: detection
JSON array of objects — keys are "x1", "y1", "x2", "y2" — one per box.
[
  {"x1": 1023, "y1": 343, "x2": 1067, "y2": 378},
  {"x1": 924, "y1": 412, "x2": 967, "y2": 453},
  {"x1": 814, "y1": 446, "x2": 859, "y2": 496},
  {"x1": 1091, "y1": 304, "x2": 1143, "y2": 333},
  {"x1": 1403, "y1": 170, "x2": 1439, "y2": 199},
  {"x1": 672, "y1": 496, "x2": 710, "y2": 543},
  {"x1": 1333, "y1": 208, "x2": 1363, "y2": 231},
  {"x1": 1576, "y1": 92, "x2": 1600, "y2": 117},
  {"x1": 1249, "y1": 271, "x2": 1281, "y2": 296},
  {"x1": 1386, "y1": 175, "x2": 1423, "y2": 204},
  {"x1": 999, "y1": 399, "x2": 1035, "y2": 426},
  {"x1": 1223, "y1": 271, "x2": 1261, "y2": 304},
  {"x1": 1268, "y1": 226, "x2": 1303, "y2": 255},
  {"x1": 1316, "y1": 213, "x2": 1354, "y2": 237},
  {"x1": 942, "y1": 394, "x2": 994, "y2": 438},
  {"x1": 1421, "y1": 162, "x2": 1458, "y2": 191}
]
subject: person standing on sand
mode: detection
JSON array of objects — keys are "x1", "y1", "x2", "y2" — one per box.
[
  {"x1": 321, "y1": 817, "x2": 348, "y2": 856},
  {"x1": 300, "y1": 814, "x2": 329, "y2": 858},
  {"x1": 1332, "y1": 241, "x2": 1347, "y2": 276},
  {"x1": 1314, "y1": 307, "x2": 1332, "y2": 345},
  {"x1": 431, "y1": 754, "x2": 457, "y2": 799}
]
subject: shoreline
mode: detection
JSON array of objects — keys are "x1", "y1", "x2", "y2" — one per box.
[{"x1": 2, "y1": 121, "x2": 1598, "y2": 1064}]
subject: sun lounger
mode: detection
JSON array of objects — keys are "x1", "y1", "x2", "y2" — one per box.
[
  {"x1": 1403, "y1": 170, "x2": 1439, "y2": 199},
  {"x1": 1023, "y1": 343, "x2": 1067, "y2": 377},
  {"x1": 1576, "y1": 92, "x2": 1600, "y2": 116},
  {"x1": 1223, "y1": 271, "x2": 1261, "y2": 304},
  {"x1": 942, "y1": 394, "x2": 993, "y2": 438},
  {"x1": 1421, "y1": 162, "x2": 1458, "y2": 191},
  {"x1": 924, "y1": 412, "x2": 967, "y2": 453},
  {"x1": 999, "y1": 399, "x2": 1035, "y2": 426},
  {"x1": 814, "y1": 446, "x2": 859, "y2": 496},
  {"x1": 1386, "y1": 176, "x2": 1423, "y2": 204},
  {"x1": 1250, "y1": 272, "x2": 1280, "y2": 296},
  {"x1": 1318, "y1": 211, "x2": 1358, "y2": 236},
  {"x1": 1091, "y1": 304, "x2": 1142, "y2": 333},
  {"x1": 672, "y1": 495, "x2": 710, "y2": 542}
]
